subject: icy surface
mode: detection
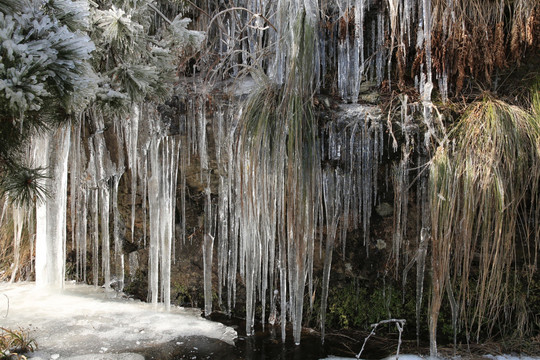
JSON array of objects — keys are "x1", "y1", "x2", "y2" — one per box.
[
  {"x1": 320, "y1": 356, "x2": 433, "y2": 360},
  {"x1": 322, "y1": 356, "x2": 540, "y2": 360},
  {"x1": 0, "y1": 282, "x2": 236, "y2": 358}
]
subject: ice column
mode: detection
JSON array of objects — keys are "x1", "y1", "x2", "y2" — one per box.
[
  {"x1": 70, "y1": 120, "x2": 89, "y2": 283},
  {"x1": 320, "y1": 168, "x2": 343, "y2": 341},
  {"x1": 34, "y1": 126, "x2": 71, "y2": 288},
  {"x1": 147, "y1": 135, "x2": 179, "y2": 309}
]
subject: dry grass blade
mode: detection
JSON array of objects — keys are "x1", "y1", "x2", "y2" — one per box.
[{"x1": 429, "y1": 95, "x2": 540, "y2": 350}]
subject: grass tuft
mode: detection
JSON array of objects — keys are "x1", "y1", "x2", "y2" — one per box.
[
  {"x1": 429, "y1": 95, "x2": 540, "y2": 346},
  {"x1": 0, "y1": 327, "x2": 37, "y2": 359}
]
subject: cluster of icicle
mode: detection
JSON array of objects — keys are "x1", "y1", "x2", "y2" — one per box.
[
  {"x1": 187, "y1": 96, "x2": 385, "y2": 345},
  {"x1": 3, "y1": 0, "x2": 447, "y2": 348},
  {"x1": 205, "y1": 0, "x2": 436, "y2": 344},
  {"x1": 209, "y1": 0, "x2": 436, "y2": 102},
  {"x1": 12, "y1": 91, "x2": 384, "y2": 347},
  {"x1": 16, "y1": 104, "x2": 180, "y2": 314}
]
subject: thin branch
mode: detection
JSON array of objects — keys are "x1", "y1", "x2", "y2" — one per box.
[
  {"x1": 147, "y1": 2, "x2": 172, "y2": 25},
  {"x1": 208, "y1": 7, "x2": 277, "y2": 33}
]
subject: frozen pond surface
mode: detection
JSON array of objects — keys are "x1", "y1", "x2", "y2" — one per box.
[
  {"x1": 0, "y1": 282, "x2": 236, "y2": 359},
  {"x1": 323, "y1": 355, "x2": 540, "y2": 360}
]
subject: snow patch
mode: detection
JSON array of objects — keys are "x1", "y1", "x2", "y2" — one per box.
[{"x1": 0, "y1": 282, "x2": 236, "y2": 358}]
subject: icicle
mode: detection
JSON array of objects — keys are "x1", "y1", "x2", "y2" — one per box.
[
  {"x1": 27, "y1": 205, "x2": 35, "y2": 279},
  {"x1": 112, "y1": 175, "x2": 124, "y2": 292},
  {"x1": 320, "y1": 168, "x2": 342, "y2": 342},
  {"x1": 202, "y1": 178, "x2": 214, "y2": 316},
  {"x1": 214, "y1": 108, "x2": 230, "y2": 309},
  {"x1": 84, "y1": 121, "x2": 99, "y2": 287},
  {"x1": 110, "y1": 116, "x2": 127, "y2": 291},
  {"x1": 70, "y1": 121, "x2": 82, "y2": 281},
  {"x1": 197, "y1": 100, "x2": 208, "y2": 175},
  {"x1": 128, "y1": 105, "x2": 140, "y2": 243},
  {"x1": 326, "y1": 105, "x2": 383, "y2": 257},
  {"x1": 148, "y1": 137, "x2": 161, "y2": 305},
  {"x1": 34, "y1": 125, "x2": 71, "y2": 288},
  {"x1": 162, "y1": 137, "x2": 179, "y2": 310},
  {"x1": 88, "y1": 108, "x2": 115, "y2": 289},
  {"x1": 91, "y1": 188, "x2": 99, "y2": 287},
  {"x1": 140, "y1": 151, "x2": 148, "y2": 248},
  {"x1": 146, "y1": 124, "x2": 179, "y2": 309},
  {"x1": 100, "y1": 185, "x2": 111, "y2": 289},
  {"x1": 337, "y1": 36, "x2": 350, "y2": 100},
  {"x1": 354, "y1": 0, "x2": 366, "y2": 100},
  {"x1": 376, "y1": 11, "x2": 385, "y2": 86},
  {"x1": 179, "y1": 142, "x2": 187, "y2": 246},
  {"x1": 227, "y1": 124, "x2": 239, "y2": 315},
  {"x1": 78, "y1": 189, "x2": 88, "y2": 282}
]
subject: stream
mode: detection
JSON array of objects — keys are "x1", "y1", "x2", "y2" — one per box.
[{"x1": 137, "y1": 313, "x2": 398, "y2": 360}]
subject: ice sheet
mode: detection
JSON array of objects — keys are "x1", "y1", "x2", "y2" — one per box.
[{"x1": 0, "y1": 282, "x2": 236, "y2": 359}]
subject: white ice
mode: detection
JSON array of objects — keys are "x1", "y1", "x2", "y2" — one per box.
[{"x1": 0, "y1": 282, "x2": 236, "y2": 359}]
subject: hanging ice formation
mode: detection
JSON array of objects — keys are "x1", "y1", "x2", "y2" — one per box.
[
  {"x1": 12, "y1": 0, "x2": 453, "y2": 347},
  {"x1": 319, "y1": 104, "x2": 383, "y2": 341},
  {"x1": 33, "y1": 126, "x2": 71, "y2": 288}
]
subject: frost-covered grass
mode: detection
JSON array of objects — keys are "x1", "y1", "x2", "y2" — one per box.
[{"x1": 0, "y1": 282, "x2": 236, "y2": 359}]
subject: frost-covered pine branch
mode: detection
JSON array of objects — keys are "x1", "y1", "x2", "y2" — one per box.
[
  {"x1": 89, "y1": 0, "x2": 205, "y2": 106},
  {"x1": 0, "y1": 0, "x2": 97, "y2": 205}
]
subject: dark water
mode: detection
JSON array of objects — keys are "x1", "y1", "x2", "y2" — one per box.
[{"x1": 137, "y1": 313, "x2": 397, "y2": 360}]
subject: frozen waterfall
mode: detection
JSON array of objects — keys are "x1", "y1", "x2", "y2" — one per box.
[{"x1": 13, "y1": 0, "x2": 447, "y2": 348}]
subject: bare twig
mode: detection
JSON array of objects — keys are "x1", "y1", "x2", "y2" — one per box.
[{"x1": 356, "y1": 319, "x2": 406, "y2": 359}]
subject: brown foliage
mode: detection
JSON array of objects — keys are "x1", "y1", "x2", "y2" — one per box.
[
  {"x1": 511, "y1": 17, "x2": 524, "y2": 63},
  {"x1": 391, "y1": 0, "x2": 539, "y2": 97},
  {"x1": 494, "y1": 21, "x2": 506, "y2": 68}
]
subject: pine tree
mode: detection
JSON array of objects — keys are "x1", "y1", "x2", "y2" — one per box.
[{"x1": 0, "y1": 0, "x2": 96, "y2": 205}]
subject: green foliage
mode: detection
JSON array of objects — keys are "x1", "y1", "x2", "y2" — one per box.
[
  {"x1": 311, "y1": 280, "x2": 415, "y2": 333},
  {"x1": 0, "y1": 165, "x2": 49, "y2": 206}
]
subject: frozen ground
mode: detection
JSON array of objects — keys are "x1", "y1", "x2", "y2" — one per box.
[{"x1": 0, "y1": 282, "x2": 236, "y2": 360}]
